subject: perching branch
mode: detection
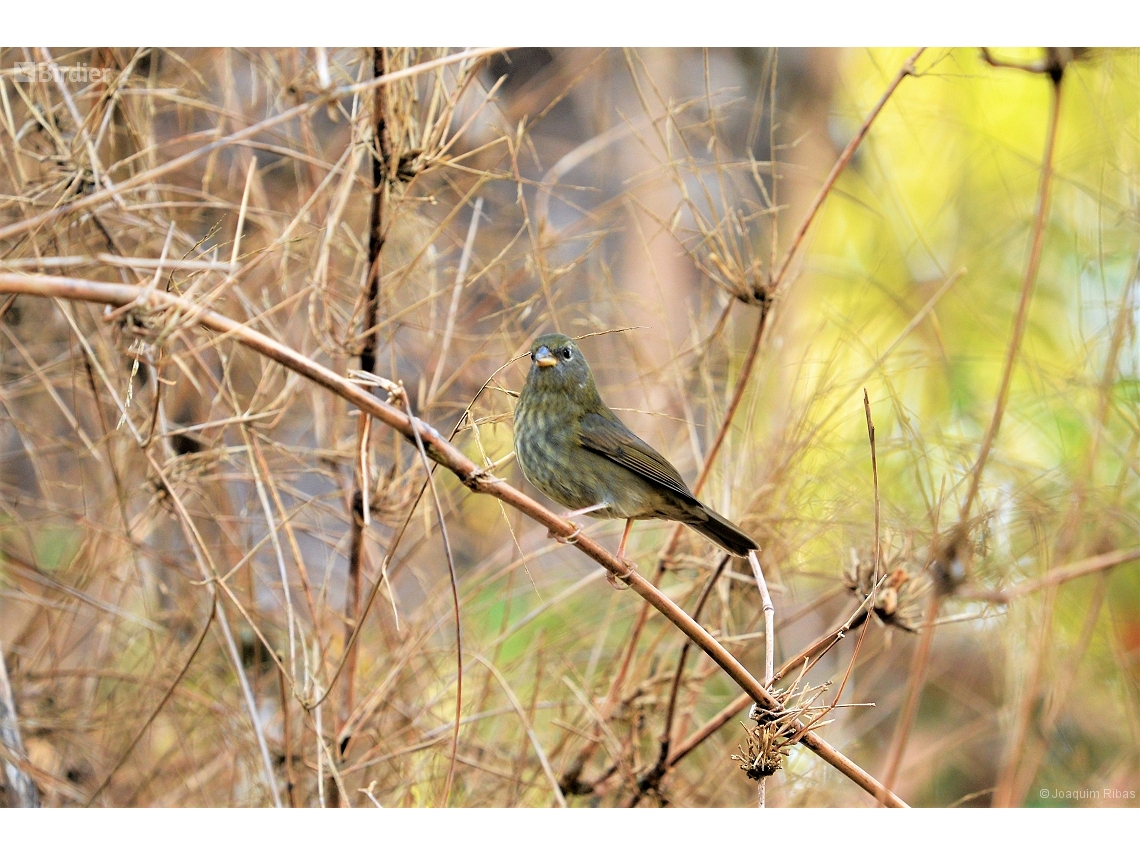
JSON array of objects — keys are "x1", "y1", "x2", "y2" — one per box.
[{"x1": 0, "y1": 271, "x2": 907, "y2": 807}]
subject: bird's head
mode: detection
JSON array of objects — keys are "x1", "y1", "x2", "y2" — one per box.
[{"x1": 524, "y1": 333, "x2": 598, "y2": 398}]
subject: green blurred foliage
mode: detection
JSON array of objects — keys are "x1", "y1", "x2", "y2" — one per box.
[{"x1": 791, "y1": 47, "x2": 1140, "y2": 804}]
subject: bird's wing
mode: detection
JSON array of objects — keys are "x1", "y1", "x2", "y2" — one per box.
[{"x1": 576, "y1": 411, "x2": 695, "y2": 500}]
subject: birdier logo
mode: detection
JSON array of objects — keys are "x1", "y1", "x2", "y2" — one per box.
[{"x1": 14, "y1": 61, "x2": 109, "y2": 83}]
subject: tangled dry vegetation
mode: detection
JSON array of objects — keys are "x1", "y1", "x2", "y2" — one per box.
[{"x1": 1, "y1": 47, "x2": 1138, "y2": 807}]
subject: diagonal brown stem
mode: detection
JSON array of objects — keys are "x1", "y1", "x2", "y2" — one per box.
[
  {"x1": 769, "y1": 48, "x2": 924, "y2": 294},
  {"x1": 959, "y1": 69, "x2": 1063, "y2": 525}
]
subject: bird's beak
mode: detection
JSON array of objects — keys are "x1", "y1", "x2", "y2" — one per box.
[{"x1": 533, "y1": 345, "x2": 557, "y2": 368}]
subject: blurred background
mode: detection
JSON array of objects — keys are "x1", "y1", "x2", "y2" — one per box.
[{"x1": 0, "y1": 47, "x2": 1138, "y2": 807}]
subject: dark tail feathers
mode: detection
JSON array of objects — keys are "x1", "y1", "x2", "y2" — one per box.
[{"x1": 688, "y1": 504, "x2": 758, "y2": 557}]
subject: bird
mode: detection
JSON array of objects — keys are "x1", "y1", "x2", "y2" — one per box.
[{"x1": 513, "y1": 332, "x2": 757, "y2": 577}]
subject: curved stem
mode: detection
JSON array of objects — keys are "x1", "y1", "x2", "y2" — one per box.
[{"x1": 401, "y1": 391, "x2": 463, "y2": 808}]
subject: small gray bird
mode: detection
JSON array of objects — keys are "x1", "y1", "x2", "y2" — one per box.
[{"x1": 513, "y1": 333, "x2": 757, "y2": 565}]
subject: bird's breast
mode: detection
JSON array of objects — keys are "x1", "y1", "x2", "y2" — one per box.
[{"x1": 515, "y1": 397, "x2": 614, "y2": 513}]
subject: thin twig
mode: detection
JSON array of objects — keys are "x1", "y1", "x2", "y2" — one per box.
[
  {"x1": 400, "y1": 387, "x2": 464, "y2": 808},
  {"x1": 864, "y1": 389, "x2": 880, "y2": 577},
  {"x1": 278, "y1": 666, "x2": 298, "y2": 808},
  {"x1": 427, "y1": 196, "x2": 483, "y2": 404},
  {"x1": 967, "y1": 546, "x2": 1140, "y2": 604},
  {"x1": 141, "y1": 445, "x2": 283, "y2": 808},
  {"x1": 958, "y1": 68, "x2": 1063, "y2": 525},
  {"x1": 878, "y1": 592, "x2": 939, "y2": 801},
  {"x1": 992, "y1": 584, "x2": 1057, "y2": 806},
  {"x1": 630, "y1": 555, "x2": 729, "y2": 805},
  {"x1": 85, "y1": 595, "x2": 216, "y2": 806},
  {"x1": 470, "y1": 652, "x2": 566, "y2": 808},
  {"x1": 822, "y1": 391, "x2": 881, "y2": 711},
  {"x1": 746, "y1": 550, "x2": 774, "y2": 807}
]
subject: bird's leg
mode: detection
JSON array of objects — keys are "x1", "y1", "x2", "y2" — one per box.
[
  {"x1": 607, "y1": 518, "x2": 637, "y2": 588},
  {"x1": 550, "y1": 502, "x2": 609, "y2": 544},
  {"x1": 615, "y1": 518, "x2": 634, "y2": 562}
]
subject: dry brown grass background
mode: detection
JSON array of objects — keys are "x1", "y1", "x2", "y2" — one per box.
[{"x1": 1, "y1": 47, "x2": 1138, "y2": 808}]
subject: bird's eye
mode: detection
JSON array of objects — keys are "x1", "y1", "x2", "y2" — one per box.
[{"x1": 561, "y1": 347, "x2": 573, "y2": 360}]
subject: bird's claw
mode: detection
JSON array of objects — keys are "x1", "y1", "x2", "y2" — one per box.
[
  {"x1": 607, "y1": 557, "x2": 636, "y2": 590},
  {"x1": 550, "y1": 521, "x2": 583, "y2": 545}
]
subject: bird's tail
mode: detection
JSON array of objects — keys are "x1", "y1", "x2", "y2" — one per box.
[{"x1": 689, "y1": 505, "x2": 758, "y2": 557}]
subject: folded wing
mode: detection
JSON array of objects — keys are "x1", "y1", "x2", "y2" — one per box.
[{"x1": 576, "y1": 410, "x2": 695, "y2": 500}]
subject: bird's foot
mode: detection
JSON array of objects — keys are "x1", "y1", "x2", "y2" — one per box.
[
  {"x1": 606, "y1": 557, "x2": 636, "y2": 590},
  {"x1": 550, "y1": 521, "x2": 583, "y2": 545}
]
